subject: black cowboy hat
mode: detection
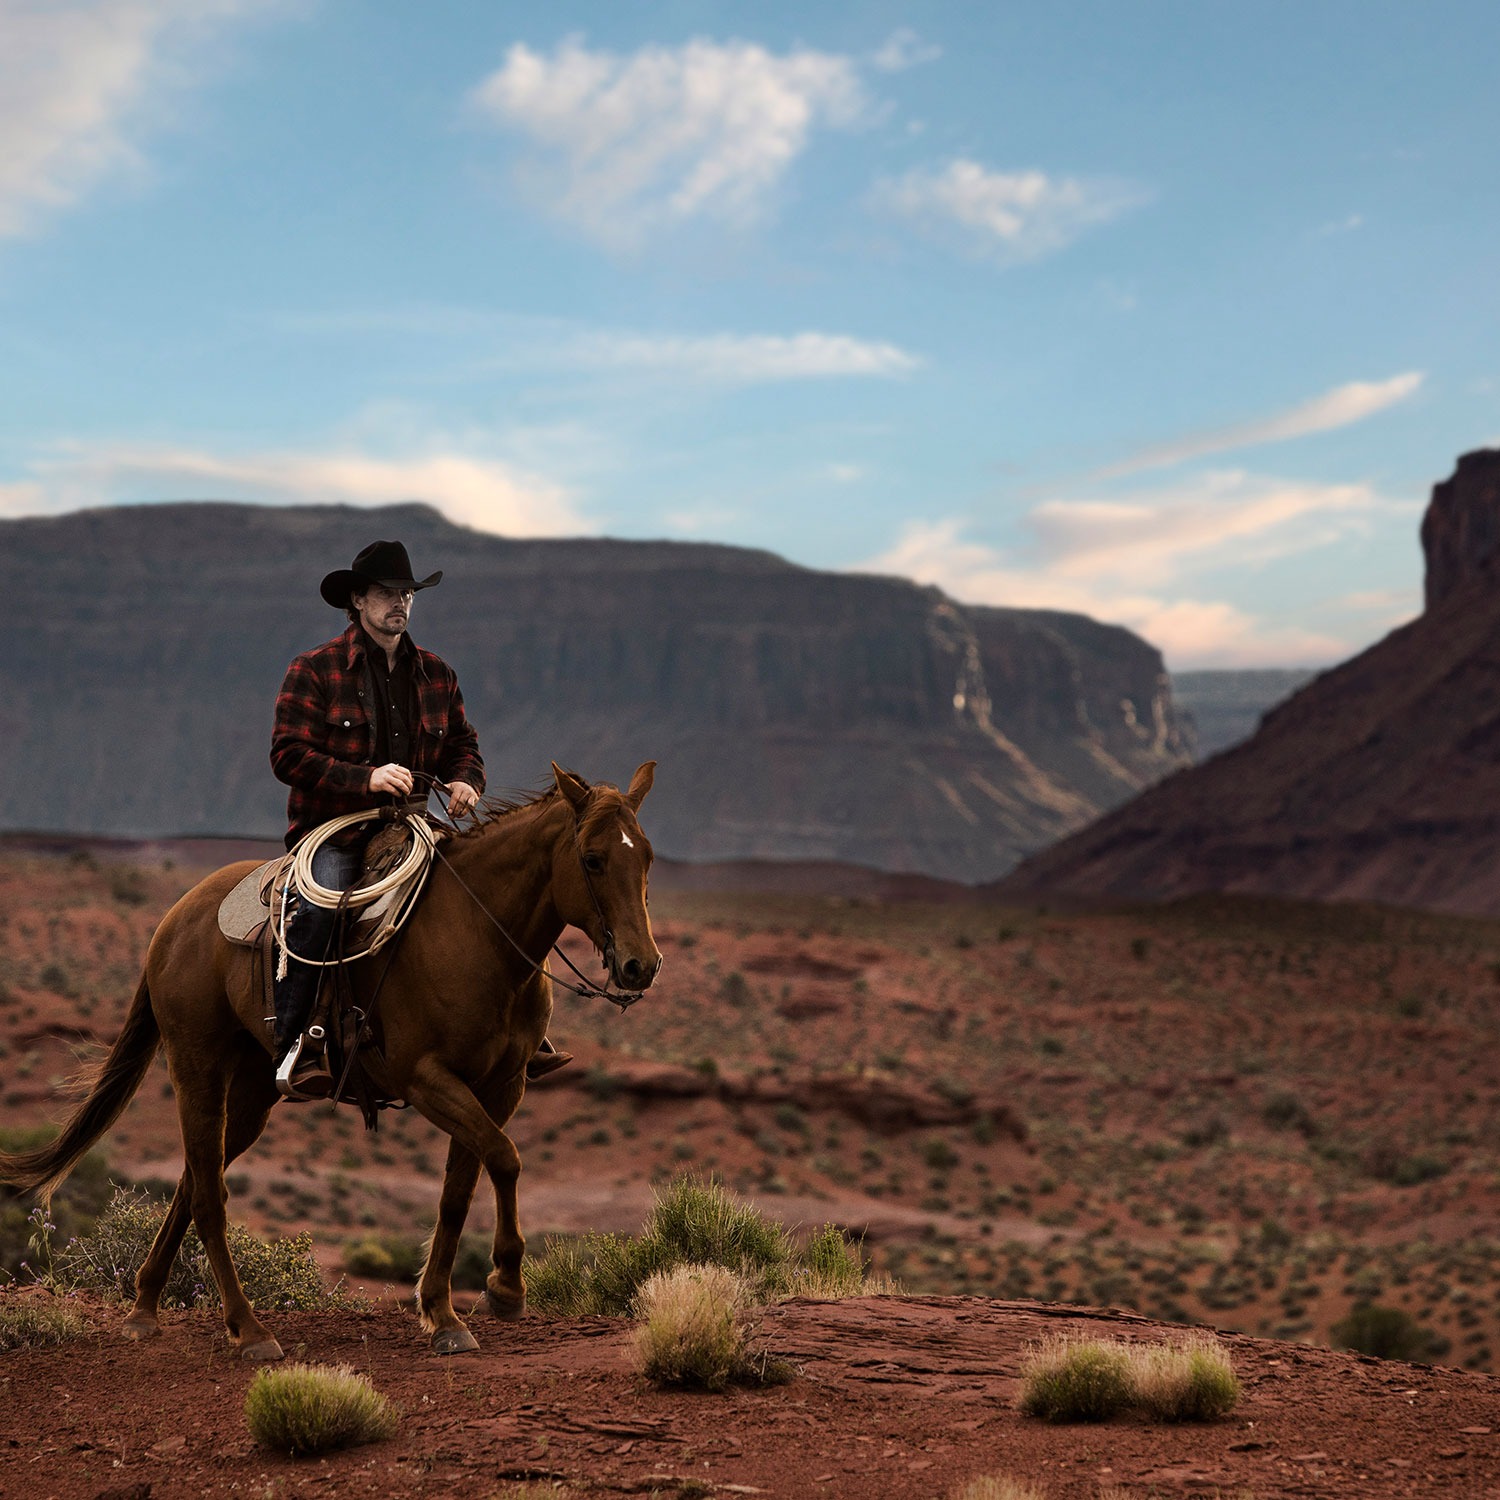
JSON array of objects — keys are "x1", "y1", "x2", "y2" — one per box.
[{"x1": 320, "y1": 540, "x2": 443, "y2": 609}]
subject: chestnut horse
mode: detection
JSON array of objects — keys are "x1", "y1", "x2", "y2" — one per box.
[{"x1": 0, "y1": 762, "x2": 660, "y2": 1360}]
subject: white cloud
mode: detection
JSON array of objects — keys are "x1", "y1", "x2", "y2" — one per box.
[
  {"x1": 470, "y1": 35, "x2": 868, "y2": 247},
  {"x1": 1315, "y1": 213, "x2": 1364, "y2": 237},
  {"x1": 826, "y1": 463, "x2": 864, "y2": 484},
  {"x1": 852, "y1": 470, "x2": 1411, "y2": 667},
  {"x1": 0, "y1": 441, "x2": 589, "y2": 537},
  {"x1": 871, "y1": 157, "x2": 1145, "y2": 263},
  {"x1": 1026, "y1": 471, "x2": 1400, "y2": 587},
  {"x1": 550, "y1": 328, "x2": 919, "y2": 382},
  {"x1": 0, "y1": 0, "x2": 278, "y2": 239},
  {"x1": 871, "y1": 28, "x2": 941, "y2": 72},
  {"x1": 1098, "y1": 372, "x2": 1425, "y2": 479}
]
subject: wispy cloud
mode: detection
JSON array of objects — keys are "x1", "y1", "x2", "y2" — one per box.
[
  {"x1": 1315, "y1": 212, "x2": 1364, "y2": 237},
  {"x1": 871, "y1": 158, "x2": 1146, "y2": 264},
  {"x1": 0, "y1": 0, "x2": 281, "y2": 239},
  {"x1": 0, "y1": 440, "x2": 589, "y2": 537},
  {"x1": 470, "y1": 35, "x2": 868, "y2": 247},
  {"x1": 870, "y1": 28, "x2": 941, "y2": 73},
  {"x1": 1098, "y1": 372, "x2": 1424, "y2": 479},
  {"x1": 854, "y1": 471, "x2": 1413, "y2": 666},
  {"x1": 276, "y1": 306, "x2": 921, "y2": 385},
  {"x1": 547, "y1": 329, "x2": 919, "y2": 382}
]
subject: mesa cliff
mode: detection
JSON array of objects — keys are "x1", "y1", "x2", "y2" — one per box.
[
  {"x1": 1003, "y1": 449, "x2": 1500, "y2": 914},
  {"x1": 0, "y1": 502, "x2": 1192, "y2": 880}
]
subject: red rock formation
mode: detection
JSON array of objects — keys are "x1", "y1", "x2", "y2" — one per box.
[{"x1": 1001, "y1": 449, "x2": 1500, "y2": 915}]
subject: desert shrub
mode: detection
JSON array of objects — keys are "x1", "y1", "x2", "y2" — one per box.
[
  {"x1": 633, "y1": 1263, "x2": 789, "y2": 1391},
  {"x1": 1126, "y1": 1334, "x2": 1240, "y2": 1420},
  {"x1": 525, "y1": 1175, "x2": 877, "y2": 1315},
  {"x1": 950, "y1": 1477, "x2": 1048, "y2": 1500},
  {"x1": 244, "y1": 1363, "x2": 397, "y2": 1456},
  {"x1": 0, "y1": 1129, "x2": 114, "y2": 1282},
  {"x1": 343, "y1": 1234, "x2": 426, "y2": 1282},
  {"x1": 1019, "y1": 1337, "x2": 1133, "y2": 1421},
  {"x1": 1262, "y1": 1091, "x2": 1316, "y2": 1135},
  {"x1": 0, "y1": 1298, "x2": 89, "y2": 1350},
  {"x1": 1020, "y1": 1334, "x2": 1239, "y2": 1423},
  {"x1": 60, "y1": 1188, "x2": 351, "y2": 1312},
  {"x1": 785, "y1": 1224, "x2": 867, "y2": 1300},
  {"x1": 1332, "y1": 1303, "x2": 1442, "y2": 1362}
]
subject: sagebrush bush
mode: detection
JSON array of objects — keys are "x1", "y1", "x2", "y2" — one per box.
[
  {"x1": 1126, "y1": 1334, "x2": 1241, "y2": 1420},
  {"x1": 1019, "y1": 1337, "x2": 1133, "y2": 1421},
  {"x1": 0, "y1": 1128, "x2": 114, "y2": 1282},
  {"x1": 526, "y1": 1175, "x2": 882, "y2": 1315},
  {"x1": 950, "y1": 1477, "x2": 1048, "y2": 1500},
  {"x1": 244, "y1": 1362, "x2": 397, "y2": 1456},
  {"x1": 60, "y1": 1188, "x2": 352, "y2": 1311},
  {"x1": 0, "y1": 1297, "x2": 89, "y2": 1350}
]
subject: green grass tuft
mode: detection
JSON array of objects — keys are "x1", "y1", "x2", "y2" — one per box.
[
  {"x1": 632, "y1": 1263, "x2": 793, "y2": 1391},
  {"x1": 1019, "y1": 1333, "x2": 1240, "y2": 1423},
  {"x1": 243, "y1": 1362, "x2": 398, "y2": 1456},
  {"x1": 525, "y1": 1174, "x2": 882, "y2": 1316},
  {"x1": 0, "y1": 1298, "x2": 89, "y2": 1350},
  {"x1": 1126, "y1": 1334, "x2": 1241, "y2": 1420},
  {"x1": 1018, "y1": 1336, "x2": 1133, "y2": 1421},
  {"x1": 950, "y1": 1477, "x2": 1049, "y2": 1500}
]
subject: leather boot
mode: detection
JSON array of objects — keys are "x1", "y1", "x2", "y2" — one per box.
[{"x1": 525, "y1": 1035, "x2": 574, "y2": 1082}]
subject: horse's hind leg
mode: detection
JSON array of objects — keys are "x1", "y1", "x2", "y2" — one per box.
[
  {"x1": 417, "y1": 1137, "x2": 483, "y2": 1355},
  {"x1": 124, "y1": 1055, "x2": 278, "y2": 1341},
  {"x1": 171, "y1": 1053, "x2": 283, "y2": 1360}
]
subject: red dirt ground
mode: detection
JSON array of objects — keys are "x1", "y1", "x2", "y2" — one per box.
[
  {"x1": 3, "y1": 1284, "x2": 1498, "y2": 1499},
  {"x1": 6, "y1": 837, "x2": 1500, "y2": 1495}
]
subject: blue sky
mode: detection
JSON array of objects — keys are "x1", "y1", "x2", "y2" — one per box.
[{"x1": 2, "y1": 1, "x2": 1497, "y2": 667}]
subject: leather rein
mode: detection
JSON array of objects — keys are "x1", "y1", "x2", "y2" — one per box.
[{"x1": 419, "y1": 779, "x2": 648, "y2": 1013}]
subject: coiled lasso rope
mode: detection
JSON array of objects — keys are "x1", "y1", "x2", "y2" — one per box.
[{"x1": 275, "y1": 809, "x2": 441, "y2": 979}]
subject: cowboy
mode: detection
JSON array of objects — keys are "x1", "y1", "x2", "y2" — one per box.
[{"x1": 269, "y1": 539, "x2": 571, "y2": 1097}]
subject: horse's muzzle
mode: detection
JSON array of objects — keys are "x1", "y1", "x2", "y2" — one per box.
[{"x1": 612, "y1": 952, "x2": 662, "y2": 993}]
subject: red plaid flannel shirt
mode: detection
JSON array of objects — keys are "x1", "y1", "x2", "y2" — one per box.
[{"x1": 271, "y1": 624, "x2": 485, "y2": 848}]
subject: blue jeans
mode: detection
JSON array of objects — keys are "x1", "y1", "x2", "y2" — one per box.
[{"x1": 272, "y1": 842, "x2": 363, "y2": 1056}]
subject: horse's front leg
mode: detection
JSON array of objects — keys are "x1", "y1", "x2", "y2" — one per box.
[
  {"x1": 405, "y1": 1058, "x2": 527, "y2": 1353},
  {"x1": 417, "y1": 1137, "x2": 482, "y2": 1354}
]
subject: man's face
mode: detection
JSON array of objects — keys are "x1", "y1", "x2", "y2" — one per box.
[{"x1": 352, "y1": 583, "x2": 414, "y2": 640}]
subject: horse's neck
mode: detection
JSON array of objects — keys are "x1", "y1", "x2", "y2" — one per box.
[{"x1": 445, "y1": 799, "x2": 569, "y2": 965}]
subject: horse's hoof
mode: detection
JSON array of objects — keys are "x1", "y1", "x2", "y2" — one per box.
[
  {"x1": 241, "y1": 1338, "x2": 285, "y2": 1363},
  {"x1": 120, "y1": 1317, "x2": 161, "y2": 1342},
  {"x1": 431, "y1": 1326, "x2": 480, "y2": 1356},
  {"x1": 480, "y1": 1290, "x2": 526, "y2": 1322}
]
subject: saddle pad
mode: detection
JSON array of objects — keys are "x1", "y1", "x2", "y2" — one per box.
[{"x1": 218, "y1": 857, "x2": 287, "y2": 946}]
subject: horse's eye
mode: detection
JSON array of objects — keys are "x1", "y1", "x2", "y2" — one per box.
[{"x1": 583, "y1": 853, "x2": 604, "y2": 873}]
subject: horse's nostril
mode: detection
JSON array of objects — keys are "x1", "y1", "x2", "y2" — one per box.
[{"x1": 622, "y1": 958, "x2": 643, "y2": 983}]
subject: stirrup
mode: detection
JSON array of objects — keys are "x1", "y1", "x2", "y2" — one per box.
[{"x1": 275, "y1": 1027, "x2": 333, "y2": 1101}]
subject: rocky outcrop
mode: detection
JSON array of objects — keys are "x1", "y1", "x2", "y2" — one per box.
[
  {"x1": 1421, "y1": 449, "x2": 1500, "y2": 609},
  {"x1": 0, "y1": 502, "x2": 1193, "y2": 881},
  {"x1": 1002, "y1": 449, "x2": 1500, "y2": 915}
]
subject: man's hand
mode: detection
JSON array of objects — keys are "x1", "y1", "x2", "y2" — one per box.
[
  {"x1": 370, "y1": 763, "x2": 415, "y2": 797},
  {"x1": 446, "y1": 781, "x2": 480, "y2": 818}
]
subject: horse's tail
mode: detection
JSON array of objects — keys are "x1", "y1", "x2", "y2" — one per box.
[{"x1": 0, "y1": 972, "x2": 161, "y2": 1203}]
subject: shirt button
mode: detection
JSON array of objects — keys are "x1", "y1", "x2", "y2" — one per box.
[{"x1": 343, "y1": 720, "x2": 351, "y2": 727}]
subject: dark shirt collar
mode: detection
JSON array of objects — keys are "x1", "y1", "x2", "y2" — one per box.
[{"x1": 345, "y1": 622, "x2": 417, "y2": 669}]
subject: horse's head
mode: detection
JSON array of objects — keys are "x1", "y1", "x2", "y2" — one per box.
[{"x1": 550, "y1": 760, "x2": 662, "y2": 995}]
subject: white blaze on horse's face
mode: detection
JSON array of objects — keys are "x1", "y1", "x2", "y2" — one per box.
[{"x1": 621, "y1": 831, "x2": 634, "y2": 848}]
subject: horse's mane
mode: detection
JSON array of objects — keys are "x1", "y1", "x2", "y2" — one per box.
[{"x1": 449, "y1": 771, "x2": 623, "y2": 842}]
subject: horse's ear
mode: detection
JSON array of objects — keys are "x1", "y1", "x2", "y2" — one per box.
[
  {"x1": 625, "y1": 761, "x2": 656, "y2": 811},
  {"x1": 552, "y1": 762, "x2": 590, "y2": 813}
]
